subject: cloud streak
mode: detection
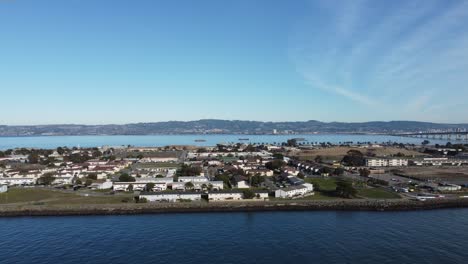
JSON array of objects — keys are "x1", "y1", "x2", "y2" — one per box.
[{"x1": 290, "y1": 0, "x2": 468, "y2": 121}]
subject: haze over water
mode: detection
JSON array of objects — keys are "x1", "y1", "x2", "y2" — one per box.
[{"x1": 0, "y1": 134, "x2": 451, "y2": 150}]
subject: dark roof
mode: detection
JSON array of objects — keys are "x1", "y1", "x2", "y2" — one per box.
[
  {"x1": 208, "y1": 190, "x2": 244, "y2": 194},
  {"x1": 140, "y1": 191, "x2": 201, "y2": 195}
]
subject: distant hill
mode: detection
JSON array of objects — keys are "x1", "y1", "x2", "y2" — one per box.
[{"x1": 1, "y1": 119, "x2": 467, "y2": 136}]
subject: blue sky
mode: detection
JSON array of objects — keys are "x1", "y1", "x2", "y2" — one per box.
[{"x1": 1, "y1": 0, "x2": 467, "y2": 125}]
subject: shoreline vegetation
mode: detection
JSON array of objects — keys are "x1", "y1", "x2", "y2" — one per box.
[{"x1": 2, "y1": 198, "x2": 468, "y2": 217}]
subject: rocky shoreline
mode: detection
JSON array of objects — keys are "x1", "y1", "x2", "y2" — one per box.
[{"x1": 1, "y1": 199, "x2": 468, "y2": 217}]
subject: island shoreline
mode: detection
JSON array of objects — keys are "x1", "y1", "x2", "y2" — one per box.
[{"x1": 2, "y1": 199, "x2": 468, "y2": 217}]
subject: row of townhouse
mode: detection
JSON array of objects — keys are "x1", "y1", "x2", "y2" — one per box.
[
  {"x1": 187, "y1": 151, "x2": 271, "y2": 159},
  {"x1": 413, "y1": 158, "x2": 468, "y2": 166},
  {"x1": 366, "y1": 158, "x2": 409, "y2": 167},
  {"x1": 0, "y1": 177, "x2": 36, "y2": 186},
  {"x1": 275, "y1": 183, "x2": 314, "y2": 199},
  {"x1": 139, "y1": 157, "x2": 179, "y2": 163},
  {"x1": 172, "y1": 181, "x2": 224, "y2": 191},
  {"x1": 139, "y1": 190, "x2": 269, "y2": 202},
  {"x1": 113, "y1": 177, "x2": 175, "y2": 192}
]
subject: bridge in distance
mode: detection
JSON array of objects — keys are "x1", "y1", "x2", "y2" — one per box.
[{"x1": 391, "y1": 130, "x2": 468, "y2": 141}]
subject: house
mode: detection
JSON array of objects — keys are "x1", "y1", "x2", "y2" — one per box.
[
  {"x1": 253, "y1": 190, "x2": 269, "y2": 200},
  {"x1": 52, "y1": 176, "x2": 74, "y2": 185},
  {"x1": 287, "y1": 176, "x2": 305, "y2": 186},
  {"x1": 413, "y1": 158, "x2": 468, "y2": 166},
  {"x1": 139, "y1": 191, "x2": 202, "y2": 202},
  {"x1": 275, "y1": 183, "x2": 314, "y2": 198},
  {"x1": 90, "y1": 181, "x2": 113, "y2": 190},
  {"x1": 0, "y1": 185, "x2": 7, "y2": 193},
  {"x1": 172, "y1": 181, "x2": 223, "y2": 191},
  {"x1": 178, "y1": 176, "x2": 209, "y2": 183},
  {"x1": 0, "y1": 177, "x2": 36, "y2": 186},
  {"x1": 232, "y1": 175, "x2": 250, "y2": 189},
  {"x1": 366, "y1": 158, "x2": 408, "y2": 167},
  {"x1": 208, "y1": 190, "x2": 244, "y2": 201},
  {"x1": 113, "y1": 182, "x2": 147, "y2": 191}
]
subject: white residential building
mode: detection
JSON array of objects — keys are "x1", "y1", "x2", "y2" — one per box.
[
  {"x1": 275, "y1": 183, "x2": 314, "y2": 198},
  {"x1": 172, "y1": 181, "x2": 223, "y2": 191},
  {"x1": 208, "y1": 190, "x2": 243, "y2": 201},
  {"x1": 0, "y1": 177, "x2": 36, "y2": 186},
  {"x1": 253, "y1": 191, "x2": 269, "y2": 200},
  {"x1": 366, "y1": 158, "x2": 408, "y2": 167},
  {"x1": 52, "y1": 176, "x2": 74, "y2": 185},
  {"x1": 178, "y1": 176, "x2": 209, "y2": 183},
  {"x1": 140, "y1": 192, "x2": 202, "y2": 202},
  {"x1": 90, "y1": 181, "x2": 113, "y2": 190}
]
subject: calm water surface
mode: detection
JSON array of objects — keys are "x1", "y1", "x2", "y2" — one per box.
[
  {"x1": 0, "y1": 134, "x2": 449, "y2": 149},
  {"x1": 0, "y1": 210, "x2": 467, "y2": 264}
]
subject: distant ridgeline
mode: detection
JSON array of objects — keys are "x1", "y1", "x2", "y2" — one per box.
[{"x1": 1, "y1": 120, "x2": 468, "y2": 136}]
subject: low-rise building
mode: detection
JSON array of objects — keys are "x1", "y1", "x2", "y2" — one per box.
[
  {"x1": 253, "y1": 190, "x2": 269, "y2": 200},
  {"x1": 208, "y1": 190, "x2": 243, "y2": 201},
  {"x1": 178, "y1": 176, "x2": 209, "y2": 183},
  {"x1": 0, "y1": 177, "x2": 36, "y2": 186},
  {"x1": 90, "y1": 181, "x2": 113, "y2": 190},
  {"x1": 0, "y1": 185, "x2": 7, "y2": 193},
  {"x1": 366, "y1": 158, "x2": 408, "y2": 167},
  {"x1": 413, "y1": 158, "x2": 468, "y2": 166},
  {"x1": 275, "y1": 183, "x2": 314, "y2": 198},
  {"x1": 139, "y1": 191, "x2": 202, "y2": 202}
]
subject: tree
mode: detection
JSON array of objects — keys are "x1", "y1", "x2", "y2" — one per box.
[
  {"x1": 334, "y1": 179, "x2": 357, "y2": 198},
  {"x1": 56, "y1": 147, "x2": 65, "y2": 155},
  {"x1": 177, "y1": 164, "x2": 202, "y2": 176},
  {"x1": 119, "y1": 173, "x2": 136, "y2": 182},
  {"x1": 265, "y1": 160, "x2": 286, "y2": 170},
  {"x1": 297, "y1": 172, "x2": 305, "y2": 179},
  {"x1": 127, "y1": 184, "x2": 134, "y2": 192},
  {"x1": 87, "y1": 173, "x2": 98, "y2": 180},
  {"x1": 422, "y1": 140, "x2": 430, "y2": 146},
  {"x1": 286, "y1": 139, "x2": 297, "y2": 147},
  {"x1": 342, "y1": 150, "x2": 365, "y2": 166},
  {"x1": 359, "y1": 168, "x2": 371, "y2": 177},
  {"x1": 273, "y1": 153, "x2": 284, "y2": 160},
  {"x1": 28, "y1": 153, "x2": 40, "y2": 164},
  {"x1": 146, "y1": 183, "x2": 155, "y2": 191},
  {"x1": 85, "y1": 179, "x2": 93, "y2": 186},
  {"x1": 38, "y1": 173, "x2": 55, "y2": 185},
  {"x1": 250, "y1": 174, "x2": 265, "y2": 187},
  {"x1": 184, "y1": 182, "x2": 194, "y2": 190},
  {"x1": 333, "y1": 168, "x2": 345, "y2": 176},
  {"x1": 0, "y1": 151, "x2": 5, "y2": 158},
  {"x1": 314, "y1": 155, "x2": 323, "y2": 163},
  {"x1": 242, "y1": 189, "x2": 255, "y2": 199},
  {"x1": 75, "y1": 179, "x2": 83, "y2": 185}
]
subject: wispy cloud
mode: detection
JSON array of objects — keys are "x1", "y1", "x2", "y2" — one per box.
[{"x1": 290, "y1": 0, "x2": 468, "y2": 120}]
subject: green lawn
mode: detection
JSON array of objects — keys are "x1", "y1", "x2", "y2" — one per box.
[
  {"x1": 0, "y1": 188, "x2": 133, "y2": 205},
  {"x1": 305, "y1": 178, "x2": 337, "y2": 191},
  {"x1": 357, "y1": 188, "x2": 401, "y2": 199},
  {"x1": 0, "y1": 188, "x2": 70, "y2": 204},
  {"x1": 294, "y1": 192, "x2": 340, "y2": 200}
]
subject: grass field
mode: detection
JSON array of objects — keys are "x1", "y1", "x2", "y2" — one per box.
[
  {"x1": 357, "y1": 188, "x2": 401, "y2": 199},
  {"x1": 305, "y1": 178, "x2": 337, "y2": 191},
  {"x1": 296, "y1": 146, "x2": 426, "y2": 161},
  {"x1": 0, "y1": 188, "x2": 132, "y2": 205}
]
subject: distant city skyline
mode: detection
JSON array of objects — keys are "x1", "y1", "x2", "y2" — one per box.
[{"x1": 1, "y1": 0, "x2": 468, "y2": 125}]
